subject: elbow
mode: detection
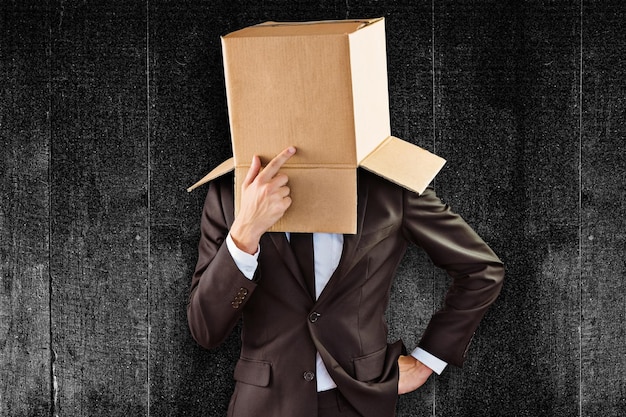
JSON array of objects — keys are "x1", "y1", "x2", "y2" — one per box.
[
  {"x1": 492, "y1": 259, "x2": 505, "y2": 285},
  {"x1": 487, "y1": 260, "x2": 505, "y2": 300},
  {"x1": 467, "y1": 261, "x2": 505, "y2": 305},
  {"x1": 187, "y1": 300, "x2": 229, "y2": 350}
]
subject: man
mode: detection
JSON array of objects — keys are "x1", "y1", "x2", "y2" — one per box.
[{"x1": 188, "y1": 146, "x2": 504, "y2": 417}]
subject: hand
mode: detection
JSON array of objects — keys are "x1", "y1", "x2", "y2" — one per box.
[
  {"x1": 230, "y1": 146, "x2": 296, "y2": 254},
  {"x1": 397, "y1": 355, "x2": 433, "y2": 395}
]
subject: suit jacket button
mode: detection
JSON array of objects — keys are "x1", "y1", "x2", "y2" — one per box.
[
  {"x1": 303, "y1": 371, "x2": 315, "y2": 382},
  {"x1": 309, "y1": 312, "x2": 321, "y2": 323}
]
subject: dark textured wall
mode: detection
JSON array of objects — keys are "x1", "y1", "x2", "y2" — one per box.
[{"x1": 1, "y1": 1, "x2": 624, "y2": 416}]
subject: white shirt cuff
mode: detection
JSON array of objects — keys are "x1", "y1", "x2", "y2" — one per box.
[
  {"x1": 410, "y1": 347, "x2": 447, "y2": 375},
  {"x1": 226, "y1": 233, "x2": 259, "y2": 280}
]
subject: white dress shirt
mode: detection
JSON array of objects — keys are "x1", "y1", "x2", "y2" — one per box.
[{"x1": 226, "y1": 232, "x2": 447, "y2": 391}]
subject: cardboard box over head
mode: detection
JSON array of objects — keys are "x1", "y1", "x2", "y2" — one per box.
[{"x1": 188, "y1": 17, "x2": 446, "y2": 233}]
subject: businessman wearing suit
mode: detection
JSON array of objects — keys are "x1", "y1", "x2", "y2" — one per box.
[{"x1": 188, "y1": 146, "x2": 504, "y2": 417}]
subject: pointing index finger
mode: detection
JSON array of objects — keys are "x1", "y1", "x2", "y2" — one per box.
[{"x1": 258, "y1": 146, "x2": 296, "y2": 181}]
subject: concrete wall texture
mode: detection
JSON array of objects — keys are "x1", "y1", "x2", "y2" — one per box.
[{"x1": 1, "y1": 1, "x2": 624, "y2": 416}]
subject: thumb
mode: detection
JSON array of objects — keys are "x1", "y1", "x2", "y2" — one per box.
[{"x1": 242, "y1": 155, "x2": 261, "y2": 188}]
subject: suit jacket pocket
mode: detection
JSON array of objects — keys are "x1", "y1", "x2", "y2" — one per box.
[
  {"x1": 352, "y1": 346, "x2": 387, "y2": 382},
  {"x1": 234, "y1": 357, "x2": 271, "y2": 387}
]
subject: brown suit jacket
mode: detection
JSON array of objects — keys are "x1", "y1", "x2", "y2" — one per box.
[{"x1": 187, "y1": 169, "x2": 504, "y2": 417}]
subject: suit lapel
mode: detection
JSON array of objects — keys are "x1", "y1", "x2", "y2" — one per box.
[
  {"x1": 264, "y1": 170, "x2": 370, "y2": 303},
  {"x1": 266, "y1": 232, "x2": 312, "y2": 297}
]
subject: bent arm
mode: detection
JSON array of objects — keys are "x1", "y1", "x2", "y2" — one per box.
[
  {"x1": 187, "y1": 147, "x2": 296, "y2": 349},
  {"x1": 187, "y1": 176, "x2": 258, "y2": 349},
  {"x1": 402, "y1": 187, "x2": 505, "y2": 367}
]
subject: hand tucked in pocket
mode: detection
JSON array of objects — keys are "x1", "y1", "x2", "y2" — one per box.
[{"x1": 397, "y1": 355, "x2": 433, "y2": 394}]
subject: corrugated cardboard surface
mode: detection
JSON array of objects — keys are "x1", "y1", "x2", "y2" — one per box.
[
  {"x1": 221, "y1": 19, "x2": 382, "y2": 233},
  {"x1": 226, "y1": 19, "x2": 376, "y2": 37},
  {"x1": 189, "y1": 18, "x2": 445, "y2": 233},
  {"x1": 349, "y1": 19, "x2": 391, "y2": 162},
  {"x1": 235, "y1": 166, "x2": 357, "y2": 233},
  {"x1": 360, "y1": 137, "x2": 446, "y2": 195},
  {"x1": 222, "y1": 28, "x2": 357, "y2": 167}
]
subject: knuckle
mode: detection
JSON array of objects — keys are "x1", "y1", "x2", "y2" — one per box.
[
  {"x1": 274, "y1": 173, "x2": 288, "y2": 184},
  {"x1": 260, "y1": 185, "x2": 272, "y2": 198}
]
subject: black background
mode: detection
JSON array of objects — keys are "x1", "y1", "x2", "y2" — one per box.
[{"x1": 1, "y1": 1, "x2": 624, "y2": 416}]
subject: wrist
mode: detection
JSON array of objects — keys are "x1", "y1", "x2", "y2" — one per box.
[{"x1": 230, "y1": 220, "x2": 262, "y2": 255}]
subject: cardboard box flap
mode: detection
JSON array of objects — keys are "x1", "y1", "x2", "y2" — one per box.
[
  {"x1": 359, "y1": 136, "x2": 446, "y2": 195},
  {"x1": 224, "y1": 18, "x2": 382, "y2": 38},
  {"x1": 186, "y1": 158, "x2": 234, "y2": 192},
  {"x1": 348, "y1": 18, "x2": 390, "y2": 162}
]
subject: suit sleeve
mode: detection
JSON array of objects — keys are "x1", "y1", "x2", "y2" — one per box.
[
  {"x1": 402, "y1": 187, "x2": 504, "y2": 367},
  {"x1": 187, "y1": 176, "x2": 258, "y2": 349}
]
